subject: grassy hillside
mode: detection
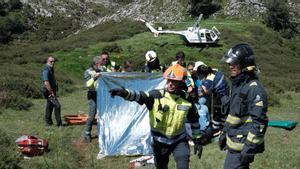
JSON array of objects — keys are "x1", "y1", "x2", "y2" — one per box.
[
  {"x1": 1, "y1": 16, "x2": 299, "y2": 110},
  {"x1": 54, "y1": 18, "x2": 300, "y2": 105},
  {"x1": 0, "y1": 20, "x2": 146, "y2": 110}
]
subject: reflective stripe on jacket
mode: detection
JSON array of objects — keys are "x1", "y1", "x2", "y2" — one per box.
[
  {"x1": 224, "y1": 73, "x2": 268, "y2": 154},
  {"x1": 125, "y1": 89, "x2": 201, "y2": 145},
  {"x1": 84, "y1": 67, "x2": 98, "y2": 90}
]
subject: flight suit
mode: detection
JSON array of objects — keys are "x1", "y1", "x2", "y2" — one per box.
[{"x1": 223, "y1": 72, "x2": 268, "y2": 169}]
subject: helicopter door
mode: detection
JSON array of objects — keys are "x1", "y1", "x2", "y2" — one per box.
[
  {"x1": 210, "y1": 31, "x2": 217, "y2": 42},
  {"x1": 205, "y1": 30, "x2": 212, "y2": 43},
  {"x1": 211, "y1": 26, "x2": 220, "y2": 41}
]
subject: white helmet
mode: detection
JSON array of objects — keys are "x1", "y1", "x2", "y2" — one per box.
[
  {"x1": 145, "y1": 50, "x2": 157, "y2": 62},
  {"x1": 193, "y1": 61, "x2": 207, "y2": 71}
]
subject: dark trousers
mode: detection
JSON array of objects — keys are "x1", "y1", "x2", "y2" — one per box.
[
  {"x1": 210, "y1": 94, "x2": 227, "y2": 130},
  {"x1": 153, "y1": 140, "x2": 190, "y2": 169},
  {"x1": 224, "y1": 151, "x2": 251, "y2": 169},
  {"x1": 45, "y1": 97, "x2": 62, "y2": 126},
  {"x1": 84, "y1": 96, "x2": 97, "y2": 137}
]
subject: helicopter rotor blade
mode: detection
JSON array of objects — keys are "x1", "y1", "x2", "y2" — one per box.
[{"x1": 192, "y1": 13, "x2": 203, "y2": 31}]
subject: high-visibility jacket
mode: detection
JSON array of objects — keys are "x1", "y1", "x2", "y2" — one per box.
[
  {"x1": 84, "y1": 67, "x2": 99, "y2": 91},
  {"x1": 104, "y1": 61, "x2": 119, "y2": 72},
  {"x1": 124, "y1": 89, "x2": 201, "y2": 145},
  {"x1": 84, "y1": 63, "x2": 116, "y2": 90},
  {"x1": 224, "y1": 72, "x2": 268, "y2": 155}
]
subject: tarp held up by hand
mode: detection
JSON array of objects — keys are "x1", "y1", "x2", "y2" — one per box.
[{"x1": 97, "y1": 72, "x2": 166, "y2": 156}]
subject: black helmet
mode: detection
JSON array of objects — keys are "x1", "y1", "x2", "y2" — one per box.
[{"x1": 222, "y1": 43, "x2": 255, "y2": 68}]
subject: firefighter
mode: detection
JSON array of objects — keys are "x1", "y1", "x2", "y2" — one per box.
[
  {"x1": 110, "y1": 64, "x2": 204, "y2": 169},
  {"x1": 195, "y1": 61, "x2": 229, "y2": 137},
  {"x1": 142, "y1": 50, "x2": 166, "y2": 73},
  {"x1": 219, "y1": 43, "x2": 268, "y2": 169},
  {"x1": 171, "y1": 51, "x2": 194, "y2": 93}
]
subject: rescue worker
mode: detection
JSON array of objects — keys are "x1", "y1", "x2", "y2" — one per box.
[
  {"x1": 171, "y1": 52, "x2": 194, "y2": 93},
  {"x1": 195, "y1": 61, "x2": 229, "y2": 136},
  {"x1": 103, "y1": 51, "x2": 120, "y2": 72},
  {"x1": 219, "y1": 43, "x2": 268, "y2": 169},
  {"x1": 83, "y1": 52, "x2": 112, "y2": 142},
  {"x1": 171, "y1": 51, "x2": 186, "y2": 67},
  {"x1": 192, "y1": 61, "x2": 211, "y2": 133},
  {"x1": 122, "y1": 60, "x2": 134, "y2": 72},
  {"x1": 142, "y1": 50, "x2": 166, "y2": 73},
  {"x1": 110, "y1": 64, "x2": 205, "y2": 169},
  {"x1": 41, "y1": 56, "x2": 62, "y2": 128}
]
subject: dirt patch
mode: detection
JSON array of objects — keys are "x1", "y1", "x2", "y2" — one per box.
[{"x1": 71, "y1": 139, "x2": 89, "y2": 153}]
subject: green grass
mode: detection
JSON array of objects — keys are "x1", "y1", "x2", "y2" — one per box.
[
  {"x1": 54, "y1": 18, "x2": 300, "y2": 99},
  {"x1": 0, "y1": 89, "x2": 299, "y2": 169}
]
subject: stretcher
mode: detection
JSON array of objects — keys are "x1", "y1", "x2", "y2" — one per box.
[{"x1": 63, "y1": 113, "x2": 97, "y2": 125}]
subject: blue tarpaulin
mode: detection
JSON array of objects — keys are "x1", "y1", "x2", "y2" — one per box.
[{"x1": 97, "y1": 72, "x2": 166, "y2": 156}]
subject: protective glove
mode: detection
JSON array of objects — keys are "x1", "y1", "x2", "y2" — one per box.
[
  {"x1": 109, "y1": 87, "x2": 128, "y2": 98},
  {"x1": 218, "y1": 132, "x2": 227, "y2": 151},
  {"x1": 193, "y1": 139, "x2": 203, "y2": 159},
  {"x1": 241, "y1": 153, "x2": 254, "y2": 165}
]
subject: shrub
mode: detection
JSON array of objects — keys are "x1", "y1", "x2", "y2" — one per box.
[
  {"x1": 264, "y1": 0, "x2": 290, "y2": 31},
  {"x1": 189, "y1": 0, "x2": 221, "y2": 18},
  {"x1": 264, "y1": 0, "x2": 297, "y2": 38},
  {"x1": 0, "y1": 62, "x2": 75, "y2": 110},
  {"x1": 0, "y1": 129, "x2": 22, "y2": 169},
  {"x1": 102, "y1": 43, "x2": 123, "y2": 53},
  {"x1": 0, "y1": 0, "x2": 25, "y2": 44}
]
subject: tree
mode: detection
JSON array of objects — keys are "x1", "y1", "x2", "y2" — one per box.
[
  {"x1": 0, "y1": 0, "x2": 25, "y2": 43},
  {"x1": 264, "y1": 0, "x2": 298, "y2": 38},
  {"x1": 189, "y1": 0, "x2": 221, "y2": 18},
  {"x1": 264, "y1": 0, "x2": 291, "y2": 31}
]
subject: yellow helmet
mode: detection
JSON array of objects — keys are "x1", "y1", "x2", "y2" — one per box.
[{"x1": 163, "y1": 64, "x2": 187, "y2": 81}]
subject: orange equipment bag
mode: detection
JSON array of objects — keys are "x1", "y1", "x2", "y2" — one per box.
[
  {"x1": 63, "y1": 113, "x2": 97, "y2": 125},
  {"x1": 16, "y1": 135, "x2": 48, "y2": 157}
]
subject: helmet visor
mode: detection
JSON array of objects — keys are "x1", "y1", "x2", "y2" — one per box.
[{"x1": 221, "y1": 48, "x2": 240, "y2": 65}]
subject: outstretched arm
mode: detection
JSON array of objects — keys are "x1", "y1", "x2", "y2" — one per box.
[{"x1": 109, "y1": 88, "x2": 160, "y2": 109}]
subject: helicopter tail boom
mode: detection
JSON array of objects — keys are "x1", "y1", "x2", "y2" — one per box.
[{"x1": 140, "y1": 19, "x2": 186, "y2": 37}]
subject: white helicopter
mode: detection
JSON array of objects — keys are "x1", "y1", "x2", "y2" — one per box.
[{"x1": 140, "y1": 14, "x2": 221, "y2": 45}]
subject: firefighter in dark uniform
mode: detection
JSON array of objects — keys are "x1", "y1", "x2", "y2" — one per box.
[
  {"x1": 142, "y1": 50, "x2": 166, "y2": 73},
  {"x1": 219, "y1": 43, "x2": 268, "y2": 169},
  {"x1": 110, "y1": 64, "x2": 204, "y2": 169},
  {"x1": 195, "y1": 61, "x2": 229, "y2": 136}
]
